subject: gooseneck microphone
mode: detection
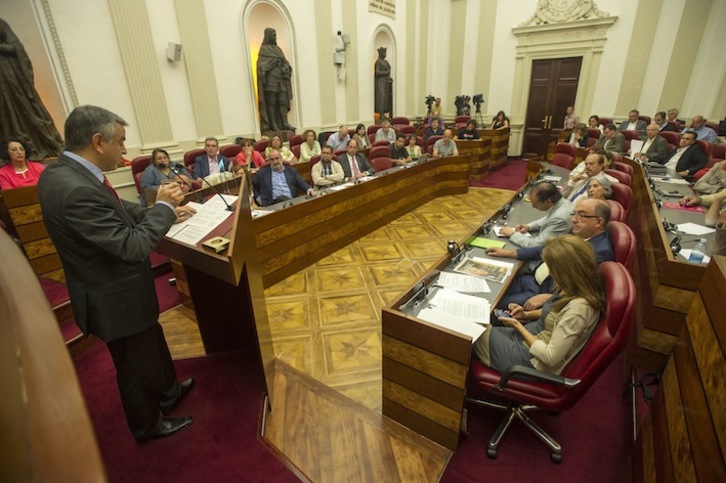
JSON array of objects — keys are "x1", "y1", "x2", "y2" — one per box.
[
  {"x1": 188, "y1": 166, "x2": 234, "y2": 211},
  {"x1": 163, "y1": 164, "x2": 194, "y2": 190}
]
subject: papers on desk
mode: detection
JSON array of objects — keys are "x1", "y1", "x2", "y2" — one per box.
[
  {"x1": 630, "y1": 140, "x2": 644, "y2": 155},
  {"x1": 166, "y1": 195, "x2": 237, "y2": 246},
  {"x1": 493, "y1": 225, "x2": 531, "y2": 238},
  {"x1": 657, "y1": 177, "x2": 690, "y2": 185},
  {"x1": 327, "y1": 182, "x2": 355, "y2": 192},
  {"x1": 676, "y1": 222, "x2": 715, "y2": 236},
  {"x1": 542, "y1": 175, "x2": 562, "y2": 182},
  {"x1": 453, "y1": 256, "x2": 514, "y2": 284},
  {"x1": 436, "y1": 272, "x2": 491, "y2": 293},
  {"x1": 416, "y1": 288, "x2": 490, "y2": 342}
]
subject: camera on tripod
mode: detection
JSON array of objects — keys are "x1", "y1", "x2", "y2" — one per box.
[
  {"x1": 472, "y1": 94, "x2": 484, "y2": 112},
  {"x1": 425, "y1": 95, "x2": 436, "y2": 114},
  {"x1": 454, "y1": 95, "x2": 471, "y2": 116}
]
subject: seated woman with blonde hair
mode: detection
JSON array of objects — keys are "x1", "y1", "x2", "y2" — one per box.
[
  {"x1": 264, "y1": 135, "x2": 297, "y2": 164},
  {"x1": 474, "y1": 235, "x2": 605, "y2": 375}
]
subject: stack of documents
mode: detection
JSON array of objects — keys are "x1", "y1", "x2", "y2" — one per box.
[
  {"x1": 166, "y1": 194, "x2": 237, "y2": 246},
  {"x1": 417, "y1": 288, "x2": 490, "y2": 342}
]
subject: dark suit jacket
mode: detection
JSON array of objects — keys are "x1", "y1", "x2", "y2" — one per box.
[
  {"x1": 338, "y1": 153, "x2": 375, "y2": 179},
  {"x1": 660, "y1": 145, "x2": 708, "y2": 176},
  {"x1": 252, "y1": 164, "x2": 311, "y2": 206},
  {"x1": 193, "y1": 154, "x2": 229, "y2": 178},
  {"x1": 38, "y1": 154, "x2": 176, "y2": 342},
  {"x1": 517, "y1": 231, "x2": 614, "y2": 265},
  {"x1": 640, "y1": 135, "x2": 668, "y2": 164},
  {"x1": 593, "y1": 132, "x2": 625, "y2": 153},
  {"x1": 658, "y1": 123, "x2": 675, "y2": 132}
]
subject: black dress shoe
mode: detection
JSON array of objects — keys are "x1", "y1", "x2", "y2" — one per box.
[
  {"x1": 161, "y1": 378, "x2": 195, "y2": 415},
  {"x1": 136, "y1": 416, "x2": 192, "y2": 442}
]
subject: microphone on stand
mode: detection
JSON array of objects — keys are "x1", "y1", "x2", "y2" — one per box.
[
  {"x1": 163, "y1": 164, "x2": 194, "y2": 190},
  {"x1": 172, "y1": 166, "x2": 235, "y2": 212}
]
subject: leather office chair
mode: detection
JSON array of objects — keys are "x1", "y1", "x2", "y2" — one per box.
[
  {"x1": 621, "y1": 130, "x2": 640, "y2": 141},
  {"x1": 551, "y1": 143, "x2": 575, "y2": 170},
  {"x1": 610, "y1": 183, "x2": 632, "y2": 219},
  {"x1": 401, "y1": 125, "x2": 416, "y2": 134},
  {"x1": 466, "y1": 261, "x2": 635, "y2": 463},
  {"x1": 183, "y1": 148, "x2": 205, "y2": 175},
  {"x1": 369, "y1": 145, "x2": 390, "y2": 160},
  {"x1": 606, "y1": 200, "x2": 625, "y2": 222},
  {"x1": 660, "y1": 131, "x2": 680, "y2": 146},
  {"x1": 371, "y1": 157, "x2": 393, "y2": 171},
  {"x1": 219, "y1": 144, "x2": 242, "y2": 159},
  {"x1": 131, "y1": 155, "x2": 152, "y2": 194},
  {"x1": 367, "y1": 125, "x2": 382, "y2": 136},
  {"x1": 291, "y1": 144, "x2": 301, "y2": 160},
  {"x1": 607, "y1": 221, "x2": 636, "y2": 273},
  {"x1": 604, "y1": 169, "x2": 631, "y2": 186},
  {"x1": 587, "y1": 137, "x2": 597, "y2": 148},
  {"x1": 289, "y1": 134, "x2": 303, "y2": 147},
  {"x1": 614, "y1": 161, "x2": 633, "y2": 176}
]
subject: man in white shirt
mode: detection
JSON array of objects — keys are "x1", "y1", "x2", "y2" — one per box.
[
  {"x1": 326, "y1": 125, "x2": 350, "y2": 151},
  {"x1": 374, "y1": 119, "x2": 396, "y2": 144},
  {"x1": 618, "y1": 110, "x2": 647, "y2": 139},
  {"x1": 632, "y1": 123, "x2": 668, "y2": 163},
  {"x1": 563, "y1": 153, "x2": 619, "y2": 204},
  {"x1": 662, "y1": 131, "x2": 708, "y2": 178}
]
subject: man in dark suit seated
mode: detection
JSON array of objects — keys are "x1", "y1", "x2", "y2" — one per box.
[
  {"x1": 486, "y1": 198, "x2": 614, "y2": 310},
  {"x1": 193, "y1": 136, "x2": 229, "y2": 178},
  {"x1": 661, "y1": 131, "x2": 708, "y2": 179},
  {"x1": 653, "y1": 111, "x2": 675, "y2": 132},
  {"x1": 618, "y1": 109, "x2": 647, "y2": 139},
  {"x1": 338, "y1": 138, "x2": 375, "y2": 180},
  {"x1": 593, "y1": 124, "x2": 625, "y2": 153},
  {"x1": 38, "y1": 105, "x2": 196, "y2": 442},
  {"x1": 632, "y1": 123, "x2": 668, "y2": 164},
  {"x1": 252, "y1": 149, "x2": 315, "y2": 206}
]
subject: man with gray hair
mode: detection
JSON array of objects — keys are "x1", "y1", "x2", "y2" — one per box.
[
  {"x1": 632, "y1": 123, "x2": 668, "y2": 163},
  {"x1": 38, "y1": 105, "x2": 196, "y2": 442}
]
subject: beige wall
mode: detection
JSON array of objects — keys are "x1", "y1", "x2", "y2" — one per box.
[{"x1": 1, "y1": 0, "x2": 723, "y2": 158}]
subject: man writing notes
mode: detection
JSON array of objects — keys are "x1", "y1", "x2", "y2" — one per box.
[
  {"x1": 38, "y1": 105, "x2": 196, "y2": 442},
  {"x1": 498, "y1": 181, "x2": 573, "y2": 248}
]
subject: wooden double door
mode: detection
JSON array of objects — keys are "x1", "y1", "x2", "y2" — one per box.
[{"x1": 522, "y1": 57, "x2": 582, "y2": 156}]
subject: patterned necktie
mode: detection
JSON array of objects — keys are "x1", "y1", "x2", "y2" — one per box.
[{"x1": 350, "y1": 155, "x2": 360, "y2": 177}]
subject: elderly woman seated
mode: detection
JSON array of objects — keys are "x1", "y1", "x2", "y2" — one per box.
[
  {"x1": 586, "y1": 173, "x2": 612, "y2": 200},
  {"x1": 473, "y1": 235, "x2": 604, "y2": 375}
]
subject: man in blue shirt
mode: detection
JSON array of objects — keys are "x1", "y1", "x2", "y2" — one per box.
[
  {"x1": 253, "y1": 149, "x2": 315, "y2": 206},
  {"x1": 682, "y1": 115, "x2": 717, "y2": 144}
]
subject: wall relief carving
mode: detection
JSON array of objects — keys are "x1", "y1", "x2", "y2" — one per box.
[{"x1": 519, "y1": 0, "x2": 610, "y2": 26}]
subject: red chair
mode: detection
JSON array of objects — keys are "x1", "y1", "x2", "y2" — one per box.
[
  {"x1": 587, "y1": 129, "x2": 601, "y2": 140},
  {"x1": 623, "y1": 140, "x2": 631, "y2": 154},
  {"x1": 712, "y1": 144, "x2": 726, "y2": 161},
  {"x1": 391, "y1": 116, "x2": 410, "y2": 126},
  {"x1": 695, "y1": 140, "x2": 712, "y2": 159},
  {"x1": 426, "y1": 135, "x2": 443, "y2": 151},
  {"x1": 367, "y1": 125, "x2": 382, "y2": 136},
  {"x1": 604, "y1": 169, "x2": 631, "y2": 186},
  {"x1": 183, "y1": 148, "x2": 205, "y2": 174},
  {"x1": 586, "y1": 137, "x2": 597, "y2": 148},
  {"x1": 610, "y1": 183, "x2": 632, "y2": 218},
  {"x1": 693, "y1": 158, "x2": 720, "y2": 181},
  {"x1": 660, "y1": 131, "x2": 680, "y2": 146},
  {"x1": 401, "y1": 125, "x2": 416, "y2": 134},
  {"x1": 369, "y1": 145, "x2": 391, "y2": 160},
  {"x1": 219, "y1": 144, "x2": 241, "y2": 159},
  {"x1": 289, "y1": 134, "x2": 303, "y2": 147},
  {"x1": 638, "y1": 115, "x2": 651, "y2": 125},
  {"x1": 667, "y1": 121, "x2": 680, "y2": 132},
  {"x1": 319, "y1": 131, "x2": 335, "y2": 146},
  {"x1": 705, "y1": 122, "x2": 719, "y2": 133},
  {"x1": 291, "y1": 144, "x2": 301, "y2": 159},
  {"x1": 607, "y1": 221, "x2": 636, "y2": 273},
  {"x1": 599, "y1": 117, "x2": 613, "y2": 127},
  {"x1": 371, "y1": 157, "x2": 393, "y2": 171},
  {"x1": 367, "y1": 133, "x2": 377, "y2": 145},
  {"x1": 254, "y1": 139, "x2": 269, "y2": 154},
  {"x1": 131, "y1": 155, "x2": 152, "y2": 194},
  {"x1": 455, "y1": 115, "x2": 471, "y2": 125},
  {"x1": 613, "y1": 161, "x2": 633, "y2": 176},
  {"x1": 621, "y1": 130, "x2": 640, "y2": 141},
  {"x1": 551, "y1": 143, "x2": 575, "y2": 170},
  {"x1": 466, "y1": 261, "x2": 635, "y2": 462},
  {"x1": 606, "y1": 200, "x2": 625, "y2": 222},
  {"x1": 372, "y1": 140, "x2": 390, "y2": 147}
]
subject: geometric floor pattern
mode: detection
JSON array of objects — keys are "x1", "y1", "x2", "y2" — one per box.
[{"x1": 263, "y1": 187, "x2": 515, "y2": 412}]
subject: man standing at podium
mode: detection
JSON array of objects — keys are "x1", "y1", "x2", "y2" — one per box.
[{"x1": 38, "y1": 105, "x2": 195, "y2": 443}]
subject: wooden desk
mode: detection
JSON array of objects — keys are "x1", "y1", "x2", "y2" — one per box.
[
  {"x1": 626, "y1": 159, "x2": 708, "y2": 372},
  {"x1": 480, "y1": 128, "x2": 510, "y2": 169},
  {"x1": 456, "y1": 139, "x2": 491, "y2": 181}
]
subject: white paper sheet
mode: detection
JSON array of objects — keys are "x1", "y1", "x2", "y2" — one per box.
[
  {"x1": 630, "y1": 139, "x2": 644, "y2": 155},
  {"x1": 493, "y1": 226, "x2": 532, "y2": 238},
  {"x1": 676, "y1": 222, "x2": 715, "y2": 236},
  {"x1": 416, "y1": 288, "x2": 490, "y2": 342},
  {"x1": 327, "y1": 182, "x2": 355, "y2": 192},
  {"x1": 166, "y1": 195, "x2": 237, "y2": 246},
  {"x1": 436, "y1": 272, "x2": 491, "y2": 293}
]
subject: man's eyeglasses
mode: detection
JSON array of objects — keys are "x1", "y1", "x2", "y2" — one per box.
[{"x1": 571, "y1": 211, "x2": 601, "y2": 219}]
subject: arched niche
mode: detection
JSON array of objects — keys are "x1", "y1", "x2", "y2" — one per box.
[
  {"x1": 372, "y1": 25, "x2": 396, "y2": 119},
  {"x1": 241, "y1": 0, "x2": 300, "y2": 134}
]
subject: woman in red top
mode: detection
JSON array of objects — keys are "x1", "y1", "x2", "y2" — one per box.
[
  {"x1": 0, "y1": 137, "x2": 45, "y2": 190},
  {"x1": 234, "y1": 138, "x2": 265, "y2": 174}
]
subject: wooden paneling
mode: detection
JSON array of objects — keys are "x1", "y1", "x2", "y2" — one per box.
[
  {"x1": 630, "y1": 257, "x2": 726, "y2": 481},
  {"x1": 456, "y1": 138, "x2": 491, "y2": 180},
  {"x1": 482, "y1": 128, "x2": 510, "y2": 168}
]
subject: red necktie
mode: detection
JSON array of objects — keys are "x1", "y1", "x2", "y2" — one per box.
[
  {"x1": 350, "y1": 155, "x2": 360, "y2": 177},
  {"x1": 103, "y1": 176, "x2": 121, "y2": 203}
]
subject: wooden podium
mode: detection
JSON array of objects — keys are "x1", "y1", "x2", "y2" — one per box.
[{"x1": 156, "y1": 175, "x2": 276, "y2": 406}]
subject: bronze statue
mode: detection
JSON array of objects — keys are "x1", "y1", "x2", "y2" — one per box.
[
  {"x1": 374, "y1": 47, "x2": 392, "y2": 116},
  {"x1": 0, "y1": 18, "x2": 63, "y2": 160},
  {"x1": 256, "y1": 28, "x2": 295, "y2": 132}
]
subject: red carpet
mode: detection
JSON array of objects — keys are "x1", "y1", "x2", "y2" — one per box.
[
  {"x1": 442, "y1": 353, "x2": 630, "y2": 482},
  {"x1": 74, "y1": 343, "x2": 297, "y2": 483},
  {"x1": 470, "y1": 160, "x2": 528, "y2": 191}
]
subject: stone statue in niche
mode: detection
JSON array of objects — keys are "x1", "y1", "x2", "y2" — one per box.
[
  {"x1": 256, "y1": 27, "x2": 295, "y2": 132},
  {"x1": 374, "y1": 47, "x2": 392, "y2": 117},
  {"x1": 520, "y1": 0, "x2": 610, "y2": 26},
  {"x1": 0, "y1": 18, "x2": 63, "y2": 160}
]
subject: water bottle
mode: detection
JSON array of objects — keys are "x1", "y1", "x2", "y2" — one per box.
[{"x1": 688, "y1": 238, "x2": 707, "y2": 264}]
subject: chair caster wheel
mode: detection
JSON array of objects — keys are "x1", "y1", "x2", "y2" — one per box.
[
  {"x1": 551, "y1": 453, "x2": 562, "y2": 464},
  {"x1": 486, "y1": 448, "x2": 497, "y2": 459}
]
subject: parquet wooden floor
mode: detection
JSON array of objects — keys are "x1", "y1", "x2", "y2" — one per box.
[{"x1": 160, "y1": 187, "x2": 516, "y2": 481}]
